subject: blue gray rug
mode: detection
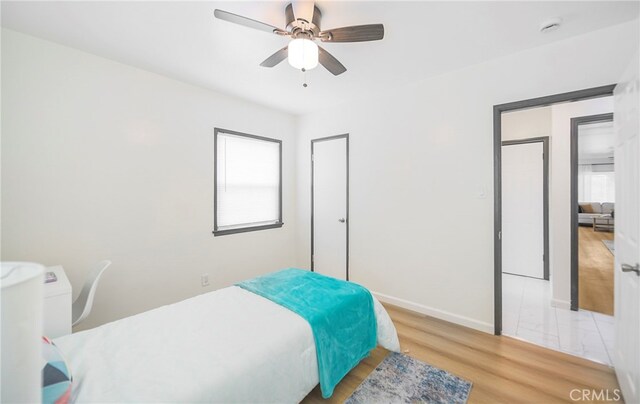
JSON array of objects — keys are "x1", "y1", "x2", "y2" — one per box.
[
  {"x1": 345, "y1": 352, "x2": 472, "y2": 404},
  {"x1": 602, "y1": 240, "x2": 614, "y2": 255}
]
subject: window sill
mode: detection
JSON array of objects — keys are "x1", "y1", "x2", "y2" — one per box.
[{"x1": 212, "y1": 223, "x2": 284, "y2": 237}]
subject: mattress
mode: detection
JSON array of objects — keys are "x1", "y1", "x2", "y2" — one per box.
[{"x1": 55, "y1": 285, "x2": 400, "y2": 403}]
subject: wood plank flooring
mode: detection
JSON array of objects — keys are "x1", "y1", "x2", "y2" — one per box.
[
  {"x1": 578, "y1": 225, "x2": 614, "y2": 315},
  {"x1": 303, "y1": 304, "x2": 620, "y2": 403}
]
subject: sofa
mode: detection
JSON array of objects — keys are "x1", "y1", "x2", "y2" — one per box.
[{"x1": 578, "y1": 202, "x2": 615, "y2": 225}]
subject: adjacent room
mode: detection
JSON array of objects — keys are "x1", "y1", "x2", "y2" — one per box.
[
  {"x1": 577, "y1": 117, "x2": 616, "y2": 316},
  {"x1": 500, "y1": 97, "x2": 616, "y2": 366},
  {"x1": 1, "y1": 1, "x2": 639, "y2": 403}
]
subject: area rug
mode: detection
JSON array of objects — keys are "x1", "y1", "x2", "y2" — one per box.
[
  {"x1": 602, "y1": 240, "x2": 615, "y2": 255},
  {"x1": 344, "y1": 352, "x2": 472, "y2": 404}
]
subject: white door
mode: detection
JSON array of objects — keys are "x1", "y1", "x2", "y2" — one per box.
[
  {"x1": 502, "y1": 142, "x2": 545, "y2": 279},
  {"x1": 613, "y1": 51, "x2": 639, "y2": 404},
  {"x1": 312, "y1": 136, "x2": 348, "y2": 280}
]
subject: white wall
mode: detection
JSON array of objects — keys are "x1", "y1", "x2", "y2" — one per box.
[
  {"x1": 1, "y1": 29, "x2": 298, "y2": 330},
  {"x1": 550, "y1": 97, "x2": 613, "y2": 309},
  {"x1": 295, "y1": 20, "x2": 638, "y2": 333},
  {"x1": 501, "y1": 98, "x2": 614, "y2": 310},
  {"x1": 502, "y1": 107, "x2": 552, "y2": 142}
]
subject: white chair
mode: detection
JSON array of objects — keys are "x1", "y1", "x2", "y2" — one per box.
[{"x1": 72, "y1": 260, "x2": 111, "y2": 327}]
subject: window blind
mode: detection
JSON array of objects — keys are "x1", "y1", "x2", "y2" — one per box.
[
  {"x1": 578, "y1": 164, "x2": 615, "y2": 203},
  {"x1": 216, "y1": 132, "x2": 281, "y2": 231}
]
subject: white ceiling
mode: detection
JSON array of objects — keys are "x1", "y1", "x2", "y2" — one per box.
[{"x1": 2, "y1": 1, "x2": 638, "y2": 115}]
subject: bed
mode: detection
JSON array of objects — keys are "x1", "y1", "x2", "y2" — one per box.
[{"x1": 54, "y1": 270, "x2": 400, "y2": 403}]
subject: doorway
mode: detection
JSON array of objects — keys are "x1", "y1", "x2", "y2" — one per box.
[
  {"x1": 311, "y1": 134, "x2": 349, "y2": 280},
  {"x1": 493, "y1": 85, "x2": 615, "y2": 335},
  {"x1": 571, "y1": 113, "x2": 615, "y2": 315},
  {"x1": 501, "y1": 137, "x2": 549, "y2": 280},
  {"x1": 494, "y1": 86, "x2": 618, "y2": 365}
]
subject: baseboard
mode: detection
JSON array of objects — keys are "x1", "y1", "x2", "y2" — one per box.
[
  {"x1": 551, "y1": 298, "x2": 571, "y2": 310},
  {"x1": 371, "y1": 291, "x2": 494, "y2": 334}
]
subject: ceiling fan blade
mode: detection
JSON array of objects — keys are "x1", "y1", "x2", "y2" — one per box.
[
  {"x1": 285, "y1": 3, "x2": 295, "y2": 27},
  {"x1": 214, "y1": 9, "x2": 286, "y2": 35},
  {"x1": 292, "y1": 1, "x2": 315, "y2": 23},
  {"x1": 260, "y1": 46, "x2": 289, "y2": 68},
  {"x1": 319, "y1": 24, "x2": 384, "y2": 42},
  {"x1": 318, "y1": 46, "x2": 346, "y2": 76}
]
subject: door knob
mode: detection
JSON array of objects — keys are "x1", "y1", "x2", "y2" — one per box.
[
  {"x1": 338, "y1": 218, "x2": 346, "y2": 223},
  {"x1": 621, "y1": 263, "x2": 640, "y2": 275}
]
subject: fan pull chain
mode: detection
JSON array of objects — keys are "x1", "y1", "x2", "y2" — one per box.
[{"x1": 301, "y1": 68, "x2": 308, "y2": 88}]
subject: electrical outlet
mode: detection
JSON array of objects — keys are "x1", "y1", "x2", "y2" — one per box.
[{"x1": 201, "y1": 273, "x2": 210, "y2": 287}]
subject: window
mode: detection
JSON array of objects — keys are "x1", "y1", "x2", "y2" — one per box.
[
  {"x1": 578, "y1": 164, "x2": 615, "y2": 203},
  {"x1": 213, "y1": 128, "x2": 282, "y2": 236}
]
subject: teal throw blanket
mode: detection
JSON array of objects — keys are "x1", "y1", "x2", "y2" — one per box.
[{"x1": 236, "y1": 268, "x2": 377, "y2": 398}]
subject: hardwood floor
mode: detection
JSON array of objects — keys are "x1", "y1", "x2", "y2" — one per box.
[
  {"x1": 303, "y1": 304, "x2": 620, "y2": 403},
  {"x1": 578, "y1": 225, "x2": 614, "y2": 315}
]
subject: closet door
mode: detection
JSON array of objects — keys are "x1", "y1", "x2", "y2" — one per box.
[
  {"x1": 502, "y1": 142, "x2": 545, "y2": 279},
  {"x1": 312, "y1": 135, "x2": 348, "y2": 280}
]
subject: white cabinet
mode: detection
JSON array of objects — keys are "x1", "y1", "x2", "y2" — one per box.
[{"x1": 43, "y1": 266, "x2": 72, "y2": 338}]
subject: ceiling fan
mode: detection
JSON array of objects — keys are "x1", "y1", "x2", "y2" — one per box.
[{"x1": 214, "y1": 2, "x2": 384, "y2": 76}]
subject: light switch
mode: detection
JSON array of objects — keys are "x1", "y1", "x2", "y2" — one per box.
[
  {"x1": 201, "y1": 274, "x2": 210, "y2": 287},
  {"x1": 477, "y1": 186, "x2": 487, "y2": 199}
]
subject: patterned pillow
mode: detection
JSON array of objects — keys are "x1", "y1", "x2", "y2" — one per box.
[{"x1": 42, "y1": 336, "x2": 72, "y2": 404}]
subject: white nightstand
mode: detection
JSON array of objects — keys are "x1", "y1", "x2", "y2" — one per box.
[{"x1": 43, "y1": 265, "x2": 72, "y2": 338}]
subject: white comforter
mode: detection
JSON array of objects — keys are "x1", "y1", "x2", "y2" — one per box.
[{"x1": 55, "y1": 286, "x2": 400, "y2": 403}]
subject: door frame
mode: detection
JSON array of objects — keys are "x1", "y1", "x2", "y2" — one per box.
[
  {"x1": 501, "y1": 136, "x2": 550, "y2": 281},
  {"x1": 493, "y1": 84, "x2": 615, "y2": 335},
  {"x1": 570, "y1": 113, "x2": 614, "y2": 311},
  {"x1": 310, "y1": 133, "x2": 350, "y2": 280}
]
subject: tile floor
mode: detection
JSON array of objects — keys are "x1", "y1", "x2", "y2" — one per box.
[{"x1": 502, "y1": 273, "x2": 614, "y2": 366}]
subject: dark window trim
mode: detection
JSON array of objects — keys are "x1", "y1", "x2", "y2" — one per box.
[
  {"x1": 213, "y1": 127, "x2": 283, "y2": 236},
  {"x1": 570, "y1": 113, "x2": 614, "y2": 311},
  {"x1": 493, "y1": 84, "x2": 615, "y2": 335}
]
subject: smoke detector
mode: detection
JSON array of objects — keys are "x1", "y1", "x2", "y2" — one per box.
[{"x1": 540, "y1": 17, "x2": 562, "y2": 33}]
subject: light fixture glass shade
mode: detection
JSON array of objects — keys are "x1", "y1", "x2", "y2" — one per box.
[{"x1": 288, "y1": 38, "x2": 318, "y2": 70}]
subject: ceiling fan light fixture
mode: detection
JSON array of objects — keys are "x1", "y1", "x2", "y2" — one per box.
[
  {"x1": 215, "y1": 3, "x2": 384, "y2": 76},
  {"x1": 288, "y1": 38, "x2": 318, "y2": 70}
]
